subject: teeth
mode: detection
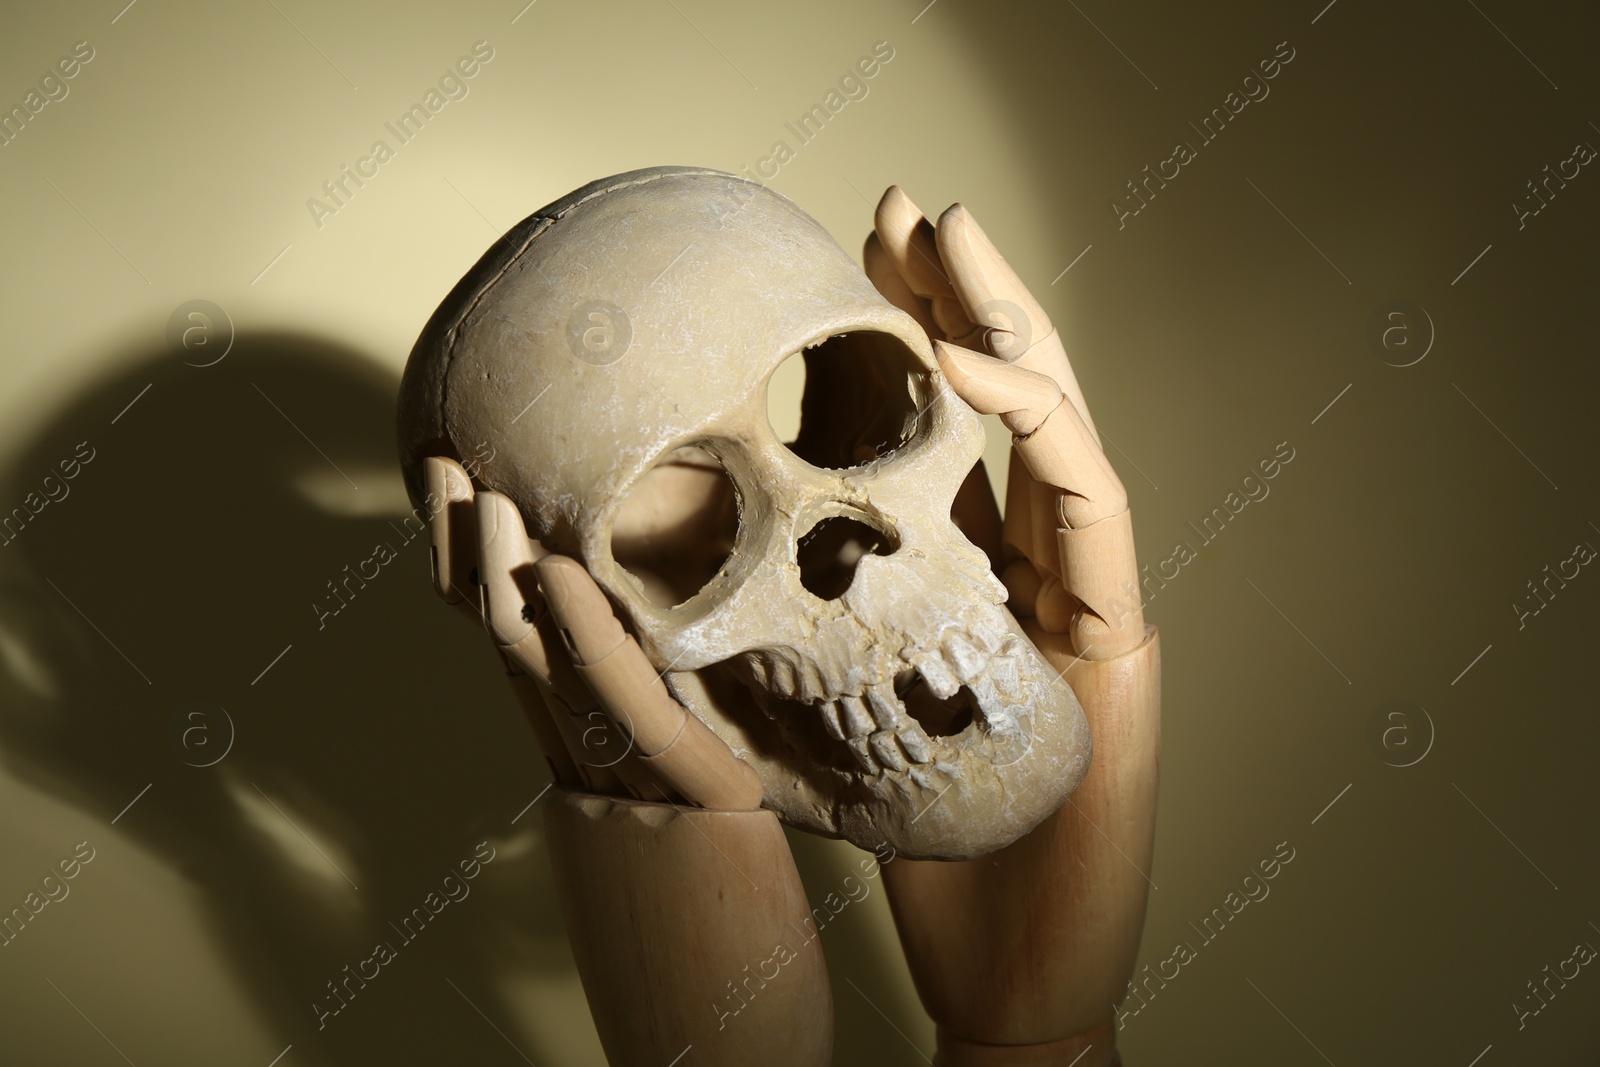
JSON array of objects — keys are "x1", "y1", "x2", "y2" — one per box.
[
  {"x1": 810, "y1": 638, "x2": 1006, "y2": 777},
  {"x1": 838, "y1": 695, "x2": 875, "y2": 737},
  {"x1": 820, "y1": 702, "x2": 846, "y2": 741},
  {"x1": 1000, "y1": 634, "x2": 1029, "y2": 656},
  {"x1": 987, "y1": 654, "x2": 1021, "y2": 702},
  {"x1": 845, "y1": 736, "x2": 878, "y2": 774},
  {"x1": 896, "y1": 726, "x2": 933, "y2": 764},
  {"x1": 869, "y1": 731, "x2": 908, "y2": 772},
  {"x1": 770, "y1": 658, "x2": 797, "y2": 695},
  {"x1": 970, "y1": 677, "x2": 1017, "y2": 731},
  {"x1": 865, "y1": 684, "x2": 903, "y2": 729},
  {"x1": 968, "y1": 676, "x2": 997, "y2": 718},
  {"x1": 968, "y1": 615, "x2": 1006, "y2": 652},
  {"x1": 942, "y1": 632, "x2": 988, "y2": 682},
  {"x1": 912, "y1": 652, "x2": 961, "y2": 700}
]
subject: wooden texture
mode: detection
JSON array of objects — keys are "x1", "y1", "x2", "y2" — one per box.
[
  {"x1": 506, "y1": 671, "x2": 582, "y2": 787},
  {"x1": 864, "y1": 230, "x2": 940, "y2": 340},
  {"x1": 933, "y1": 203, "x2": 1096, "y2": 443},
  {"x1": 934, "y1": 339, "x2": 1061, "y2": 435},
  {"x1": 1057, "y1": 510, "x2": 1144, "y2": 657},
  {"x1": 1010, "y1": 398, "x2": 1126, "y2": 532},
  {"x1": 875, "y1": 184, "x2": 956, "y2": 300},
  {"x1": 882, "y1": 626, "x2": 1160, "y2": 1057},
  {"x1": 540, "y1": 554, "x2": 763, "y2": 811},
  {"x1": 937, "y1": 1020, "x2": 1119, "y2": 1067},
  {"x1": 543, "y1": 790, "x2": 833, "y2": 1067},
  {"x1": 475, "y1": 490, "x2": 545, "y2": 646}
]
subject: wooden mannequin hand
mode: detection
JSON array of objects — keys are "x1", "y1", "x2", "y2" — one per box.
[
  {"x1": 864, "y1": 191, "x2": 1160, "y2": 1066},
  {"x1": 865, "y1": 188, "x2": 1143, "y2": 661},
  {"x1": 422, "y1": 457, "x2": 833, "y2": 1067},
  {"x1": 422, "y1": 455, "x2": 762, "y2": 811}
]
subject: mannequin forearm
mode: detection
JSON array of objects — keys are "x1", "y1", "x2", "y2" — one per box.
[
  {"x1": 882, "y1": 626, "x2": 1160, "y2": 1063},
  {"x1": 543, "y1": 789, "x2": 833, "y2": 1067}
]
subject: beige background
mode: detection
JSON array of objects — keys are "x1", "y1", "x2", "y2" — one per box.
[{"x1": 1, "y1": 0, "x2": 1596, "y2": 1063}]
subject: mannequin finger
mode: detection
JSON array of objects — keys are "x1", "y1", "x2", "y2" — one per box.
[
  {"x1": 1000, "y1": 557, "x2": 1044, "y2": 619},
  {"x1": 864, "y1": 231, "x2": 940, "y2": 339},
  {"x1": 475, "y1": 491, "x2": 548, "y2": 649},
  {"x1": 506, "y1": 672, "x2": 584, "y2": 787},
  {"x1": 474, "y1": 492, "x2": 655, "y2": 795},
  {"x1": 535, "y1": 638, "x2": 662, "y2": 800},
  {"x1": 935, "y1": 338, "x2": 1062, "y2": 435},
  {"x1": 935, "y1": 203, "x2": 1052, "y2": 363},
  {"x1": 875, "y1": 185, "x2": 957, "y2": 302},
  {"x1": 935, "y1": 206, "x2": 1145, "y2": 658},
  {"x1": 425, "y1": 456, "x2": 480, "y2": 619},
  {"x1": 932, "y1": 340, "x2": 1060, "y2": 579},
  {"x1": 536, "y1": 555, "x2": 763, "y2": 812},
  {"x1": 936, "y1": 204, "x2": 1101, "y2": 444},
  {"x1": 936, "y1": 340, "x2": 1123, "y2": 527},
  {"x1": 1001, "y1": 449, "x2": 1038, "y2": 568},
  {"x1": 875, "y1": 185, "x2": 972, "y2": 339}
]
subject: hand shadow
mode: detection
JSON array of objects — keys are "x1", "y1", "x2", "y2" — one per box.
[
  {"x1": 0, "y1": 331, "x2": 601, "y2": 1064},
  {"x1": 0, "y1": 329, "x2": 929, "y2": 1065}
]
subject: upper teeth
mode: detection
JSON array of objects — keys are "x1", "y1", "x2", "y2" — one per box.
[
  {"x1": 865, "y1": 683, "x2": 903, "y2": 729},
  {"x1": 758, "y1": 617, "x2": 1015, "y2": 779},
  {"x1": 987, "y1": 653, "x2": 1021, "y2": 702},
  {"x1": 815, "y1": 665, "x2": 969, "y2": 774},
  {"x1": 838, "y1": 694, "x2": 875, "y2": 737},
  {"x1": 941, "y1": 631, "x2": 988, "y2": 682},
  {"x1": 910, "y1": 652, "x2": 960, "y2": 700},
  {"x1": 870, "y1": 731, "x2": 910, "y2": 772},
  {"x1": 820, "y1": 703, "x2": 847, "y2": 741},
  {"x1": 896, "y1": 727, "x2": 932, "y2": 764}
]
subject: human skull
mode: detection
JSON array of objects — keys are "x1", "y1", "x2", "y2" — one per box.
[{"x1": 398, "y1": 166, "x2": 1090, "y2": 860}]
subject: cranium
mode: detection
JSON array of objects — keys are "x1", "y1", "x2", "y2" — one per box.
[{"x1": 398, "y1": 166, "x2": 1090, "y2": 860}]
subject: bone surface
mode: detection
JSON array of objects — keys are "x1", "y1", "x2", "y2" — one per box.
[{"x1": 398, "y1": 167, "x2": 1092, "y2": 859}]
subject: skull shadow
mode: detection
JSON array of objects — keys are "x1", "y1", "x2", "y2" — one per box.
[{"x1": 0, "y1": 330, "x2": 931, "y2": 1066}]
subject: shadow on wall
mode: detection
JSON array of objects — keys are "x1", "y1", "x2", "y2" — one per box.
[{"x1": 0, "y1": 331, "x2": 922, "y2": 1066}]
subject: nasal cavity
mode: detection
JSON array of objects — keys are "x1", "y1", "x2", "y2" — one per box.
[{"x1": 796, "y1": 515, "x2": 896, "y2": 600}]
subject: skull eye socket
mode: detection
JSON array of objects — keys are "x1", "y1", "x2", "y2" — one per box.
[
  {"x1": 610, "y1": 446, "x2": 739, "y2": 608},
  {"x1": 766, "y1": 331, "x2": 929, "y2": 469}
]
